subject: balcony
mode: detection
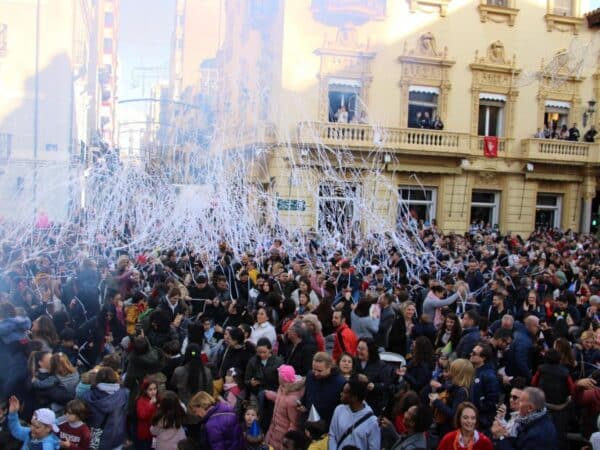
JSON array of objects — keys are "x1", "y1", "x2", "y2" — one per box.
[
  {"x1": 297, "y1": 122, "x2": 472, "y2": 157},
  {"x1": 521, "y1": 138, "x2": 598, "y2": 164}
]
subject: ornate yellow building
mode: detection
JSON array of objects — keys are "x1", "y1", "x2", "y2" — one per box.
[{"x1": 176, "y1": 0, "x2": 600, "y2": 236}]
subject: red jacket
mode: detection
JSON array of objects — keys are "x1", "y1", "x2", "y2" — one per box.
[
  {"x1": 136, "y1": 396, "x2": 158, "y2": 441},
  {"x1": 437, "y1": 430, "x2": 494, "y2": 450},
  {"x1": 332, "y1": 323, "x2": 358, "y2": 361}
]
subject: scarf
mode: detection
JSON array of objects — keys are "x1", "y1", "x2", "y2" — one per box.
[
  {"x1": 515, "y1": 408, "x2": 547, "y2": 429},
  {"x1": 453, "y1": 430, "x2": 479, "y2": 450}
]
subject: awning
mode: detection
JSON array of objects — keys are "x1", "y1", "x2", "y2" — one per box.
[
  {"x1": 479, "y1": 93, "x2": 507, "y2": 102},
  {"x1": 544, "y1": 100, "x2": 571, "y2": 109},
  {"x1": 328, "y1": 77, "x2": 361, "y2": 88},
  {"x1": 409, "y1": 85, "x2": 440, "y2": 95}
]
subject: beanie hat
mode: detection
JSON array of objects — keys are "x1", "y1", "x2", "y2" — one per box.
[{"x1": 278, "y1": 364, "x2": 296, "y2": 383}]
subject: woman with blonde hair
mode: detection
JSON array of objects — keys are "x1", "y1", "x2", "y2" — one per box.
[
  {"x1": 188, "y1": 391, "x2": 244, "y2": 450},
  {"x1": 575, "y1": 330, "x2": 600, "y2": 378},
  {"x1": 428, "y1": 358, "x2": 475, "y2": 437},
  {"x1": 49, "y1": 352, "x2": 79, "y2": 396}
]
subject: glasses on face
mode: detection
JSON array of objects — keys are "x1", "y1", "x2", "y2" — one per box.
[
  {"x1": 470, "y1": 351, "x2": 481, "y2": 357},
  {"x1": 510, "y1": 395, "x2": 519, "y2": 401}
]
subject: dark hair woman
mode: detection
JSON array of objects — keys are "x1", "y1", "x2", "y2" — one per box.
[
  {"x1": 77, "y1": 304, "x2": 126, "y2": 368},
  {"x1": 354, "y1": 337, "x2": 393, "y2": 415},
  {"x1": 403, "y1": 336, "x2": 435, "y2": 393},
  {"x1": 170, "y1": 343, "x2": 213, "y2": 405},
  {"x1": 434, "y1": 312, "x2": 462, "y2": 354}
]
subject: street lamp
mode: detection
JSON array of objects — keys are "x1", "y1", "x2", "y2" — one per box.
[{"x1": 583, "y1": 99, "x2": 596, "y2": 127}]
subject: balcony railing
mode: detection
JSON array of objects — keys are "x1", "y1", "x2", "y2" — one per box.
[
  {"x1": 521, "y1": 138, "x2": 597, "y2": 163},
  {"x1": 473, "y1": 136, "x2": 514, "y2": 157},
  {"x1": 297, "y1": 122, "x2": 471, "y2": 155}
]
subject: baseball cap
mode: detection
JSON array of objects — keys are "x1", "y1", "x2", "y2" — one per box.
[{"x1": 32, "y1": 408, "x2": 59, "y2": 432}]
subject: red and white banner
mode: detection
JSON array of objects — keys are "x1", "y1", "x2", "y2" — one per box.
[{"x1": 483, "y1": 136, "x2": 498, "y2": 158}]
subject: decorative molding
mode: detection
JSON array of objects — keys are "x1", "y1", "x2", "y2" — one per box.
[
  {"x1": 544, "y1": 13, "x2": 585, "y2": 34},
  {"x1": 315, "y1": 24, "x2": 376, "y2": 121},
  {"x1": 544, "y1": 0, "x2": 584, "y2": 34},
  {"x1": 409, "y1": 0, "x2": 450, "y2": 17},
  {"x1": 398, "y1": 33, "x2": 455, "y2": 127},
  {"x1": 469, "y1": 41, "x2": 521, "y2": 137},
  {"x1": 536, "y1": 50, "x2": 585, "y2": 128},
  {"x1": 477, "y1": 0, "x2": 519, "y2": 26}
]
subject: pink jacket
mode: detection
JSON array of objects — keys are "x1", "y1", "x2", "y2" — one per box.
[{"x1": 265, "y1": 379, "x2": 305, "y2": 450}]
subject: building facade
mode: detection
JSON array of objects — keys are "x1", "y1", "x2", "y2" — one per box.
[
  {"x1": 0, "y1": 0, "x2": 119, "y2": 222},
  {"x1": 170, "y1": 0, "x2": 600, "y2": 236}
]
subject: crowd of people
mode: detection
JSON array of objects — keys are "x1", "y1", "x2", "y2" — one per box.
[
  {"x1": 0, "y1": 224, "x2": 600, "y2": 450},
  {"x1": 534, "y1": 122, "x2": 597, "y2": 142}
]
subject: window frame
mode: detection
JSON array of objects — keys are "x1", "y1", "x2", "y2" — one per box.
[
  {"x1": 477, "y1": 97, "x2": 506, "y2": 137},
  {"x1": 398, "y1": 186, "x2": 437, "y2": 225},
  {"x1": 470, "y1": 190, "x2": 500, "y2": 228},
  {"x1": 535, "y1": 193, "x2": 562, "y2": 229}
]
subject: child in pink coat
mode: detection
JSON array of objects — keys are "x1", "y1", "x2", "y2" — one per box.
[{"x1": 264, "y1": 365, "x2": 305, "y2": 450}]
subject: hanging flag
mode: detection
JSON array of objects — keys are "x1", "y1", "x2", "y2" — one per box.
[{"x1": 483, "y1": 136, "x2": 498, "y2": 158}]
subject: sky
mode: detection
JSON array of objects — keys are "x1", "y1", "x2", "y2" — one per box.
[{"x1": 117, "y1": 0, "x2": 175, "y2": 149}]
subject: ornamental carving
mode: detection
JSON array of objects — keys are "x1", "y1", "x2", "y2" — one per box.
[
  {"x1": 398, "y1": 33, "x2": 455, "y2": 127},
  {"x1": 535, "y1": 49, "x2": 584, "y2": 131},
  {"x1": 474, "y1": 40, "x2": 513, "y2": 67},
  {"x1": 315, "y1": 24, "x2": 376, "y2": 121},
  {"x1": 469, "y1": 41, "x2": 521, "y2": 138}
]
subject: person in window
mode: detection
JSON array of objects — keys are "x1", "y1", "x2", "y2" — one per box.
[
  {"x1": 419, "y1": 112, "x2": 431, "y2": 129},
  {"x1": 568, "y1": 122, "x2": 580, "y2": 141},
  {"x1": 534, "y1": 128, "x2": 545, "y2": 138},
  {"x1": 543, "y1": 123, "x2": 553, "y2": 138},
  {"x1": 335, "y1": 106, "x2": 348, "y2": 123},
  {"x1": 584, "y1": 125, "x2": 597, "y2": 142},
  {"x1": 432, "y1": 115, "x2": 444, "y2": 130}
]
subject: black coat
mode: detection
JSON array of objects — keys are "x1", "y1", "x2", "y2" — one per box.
[
  {"x1": 354, "y1": 359, "x2": 393, "y2": 415},
  {"x1": 284, "y1": 338, "x2": 318, "y2": 377}
]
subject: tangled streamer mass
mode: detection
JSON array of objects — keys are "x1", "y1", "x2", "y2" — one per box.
[{"x1": 0, "y1": 119, "x2": 439, "y2": 279}]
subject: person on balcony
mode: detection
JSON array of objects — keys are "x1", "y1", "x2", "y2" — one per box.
[
  {"x1": 534, "y1": 128, "x2": 545, "y2": 138},
  {"x1": 568, "y1": 123, "x2": 580, "y2": 141},
  {"x1": 419, "y1": 112, "x2": 431, "y2": 129},
  {"x1": 432, "y1": 115, "x2": 444, "y2": 130},
  {"x1": 335, "y1": 106, "x2": 348, "y2": 124},
  {"x1": 584, "y1": 125, "x2": 597, "y2": 143},
  {"x1": 558, "y1": 124, "x2": 569, "y2": 140}
]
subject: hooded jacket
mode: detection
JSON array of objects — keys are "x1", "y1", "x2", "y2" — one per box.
[
  {"x1": 200, "y1": 401, "x2": 244, "y2": 450},
  {"x1": 81, "y1": 383, "x2": 129, "y2": 450}
]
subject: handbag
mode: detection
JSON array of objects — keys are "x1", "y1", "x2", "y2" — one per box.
[{"x1": 89, "y1": 412, "x2": 109, "y2": 450}]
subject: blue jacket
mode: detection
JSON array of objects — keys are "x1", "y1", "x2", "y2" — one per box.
[
  {"x1": 7, "y1": 412, "x2": 59, "y2": 450},
  {"x1": 471, "y1": 362, "x2": 500, "y2": 431},
  {"x1": 456, "y1": 327, "x2": 480, "y2": 359},
  {"x1": 495, "y1": 412, "x2": 557, "y2": 450},
  {"x1": 301, "y1": 368, "x2": 346, "y2": 426},
  {"x1": 81, "y1": 385, "x2": 129, "y2": 450},
  {"x1": 505, "y1": 328, "x2": 533, "y2": 382}
]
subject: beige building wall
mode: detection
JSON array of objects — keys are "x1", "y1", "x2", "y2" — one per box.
[{"x1": 0, "y1": 0, "x2": 101, "y2": 221}]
